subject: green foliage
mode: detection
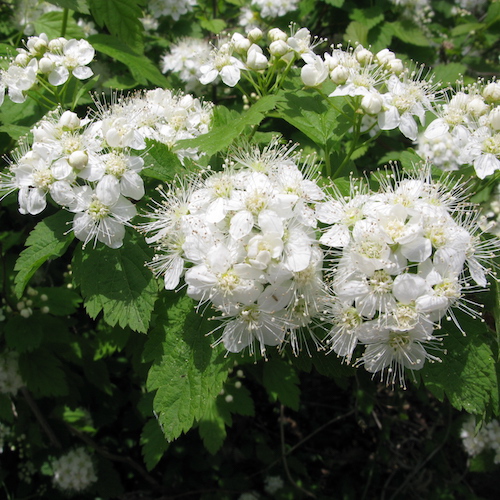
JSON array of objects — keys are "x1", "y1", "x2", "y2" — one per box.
[
  {"x1": 34, "y1": 11, "x2": 85, "y2": 39},
  {"x1": 72, "y1": 233, "x2": 160, "y2": 333},
  {"x1": 263, "y1": 358, "x2": 301, "y2": 410},
  {"x1": 14, "y1": 210, "x2": 74, "y2": 298},
  {"x1": 144, "y1": 295, "x2": 234, "y2": 442},
  {"x1": 142, "y1": 140, "x2": 187, "y2": 181}
]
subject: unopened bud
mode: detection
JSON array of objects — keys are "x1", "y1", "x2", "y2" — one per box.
[
  {"x1": 361, "y1": 92, "x2": 383, "y2": 115},
  {"x1": 59, "y1": 110, "x2": 80, "y2": 130},
  {"x1": 68, "y1": 151, "x2": 88, "y2": 169},
  {"x1": 268, "y1": 28, "x2": 287, "y2": 42},
  {"x1": 248, "y1": 28, "x2": 263, "y2": 43},
  {"x1": 330, "y1": 65, "x2": 349, "y2": 85},
  {"x1": 38, "y1": 56, "x2": 55, "y2": 73},
  {"x1": 483, "y1": 82, "x2": 500, "y2": 103},
  {"x1": 269, "y1": 40, "x2": 289, "y2": 57}
]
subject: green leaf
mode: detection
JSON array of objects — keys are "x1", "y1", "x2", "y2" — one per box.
[
  {"x1": 87, "y1": 34, "x2": 168, "y2": 88},
  {"x1": 344, "y1": 21, "x2": 369, "y2": 47},
  {"x1": 33, "y1": 11, "x2": 85, "y2": 39},
  {"x1": 422, "y1": 313, "x2": 499, "y2": 415},
  {"x1": 324, "y1": 0, "x2": 344, "y2": 6},
  {"x1": 199, "y1": 17, "x2": 227, "y2": 34},
  {"x1": 142, "y1": 140, "x2": 186, "y2": 181},
  {"x1": 5, "y1": 314, "x2": 44, "y2": 353},
  {"x1": 0, "y1": 124, "x2": 31, "y2": 140},
  {"x1": 145, "y1": 295, "x2": 233, "y2": 442},
  {"x1": 277, "y1": 89, "x2": 351, "y2": 149},
  {"x1": 387, "y1": 21, "x2": 431, "y2": 47},
  {"x1": 72, "y1": 233, "x2": 159, "y2": 333},
  {"x1": 45, "y1": 0, "x2": 89, "y2": 13},
  {"x1": 350, "y1": 7, "x2": 384, "y2": 31},
  {"x1": 198, "y1": 397, "x2": 230, "y2": 454},
  {"x1": 262, "y1": 358, "x2": 300, "y2": 410},
  {"x1": 19, "y1": 348, "x2": 69, "y2": 397},
  {"x1": 0, "y1": 394, "x2": 14, "y2": 422},
  {"x1": 432, "y1": 63, "x2": 467, "y2": 85},
  {"x1": 141, "y1": 419, "x2": 169, "y2": 471},
  {"x1": 451, "y1": 23, "x2": 485, "y2": 37},
  {"x1": 88, "y1": 0, "x2": 144, "y2": 53},
  {"x1": 14, "y1": 211, "x2": 74, "y2": 298},
  {"x1": 177, "y1": 95, "x2": 281, "y2": 157},
  {"x1": 32, "y1": 287, "x2": 82, "y2": 316}
]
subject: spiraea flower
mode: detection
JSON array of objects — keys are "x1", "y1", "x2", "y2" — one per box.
[
  {"x1": 319, "y1": 165, "x2": 498, "y2": 386},
  {"x1": 51, "y1": 447, "x2": 97, "y2": 492},
  {"x1": 251, "y1": 0, "x2": 299, "y2": 19},
  {"x1": 141, "y1": 140, "x2": 328, "y2": 356},
  {"x1": 0, "y1": 33, "x2": 94, "y2": 106},
  {"x1": 0, "y1": 350, "x2": 24, "y2": 396}
]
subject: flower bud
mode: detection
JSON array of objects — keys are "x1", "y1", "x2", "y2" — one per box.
[
  {"x1": 483, "y1": 82, "x2": 500, "y2": 103},
  {"x1": 388, "y1": 58, "x2": 404, "y2": 75},
  {"x1": 330, "y1": 65, "x2": 349, "y2": 85},
  {"x1": 301, "y1": 58, "x2": 328, "y2": 87},
  {"x1": 48, "y1": 37, "x2": 66, "y2": 54},
  {"x1": 489, "y1": 107, "x2": 500, "y2": 130},
  {"x1": 38, "y1": 56, "x2": 55, "y2": 73},
  {"x1": 59, "y1": 110, "x2": 80, "y2": 130},
  {"x1": 27, "y1": 35, "x2": 48, "y2": 56},
  {"x1": 361, "y1": 92, "x2": 383, "y2": 115},
  {"x1": 246, "y1": 44, "x2": 268, "y2": 70},
  {"x1": 269, "y1": 40, "x2": 289, "y2": 57},
  {"x1": 467, "y1": 96, "x2": 488, "y2": 117},
  {"x1": 268, "y1": 28, "x2": 287, "y2": 42},
  {"x1": 376, "y1": 48, "x2": 395, "y2": 65},
  {"x1": 248, "y1": 28, "x2": 263, "y2": 43},
  {"x1": 14, "y1": 52, "x2": 30, "y2": 67},
  {"x1": 232, "y1": 33, "x2": 251, "y2": 54},
  {"x1": 355, "y1": 47, "x2": 373, "y2": 65},
  {"x1": 68, "y1": 150, "x2": 88, "y2": 169}
]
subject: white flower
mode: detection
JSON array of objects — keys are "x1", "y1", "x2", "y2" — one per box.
[
  {"x1": 0, "y1": 351, "x2": 24, "y2": 395},
  {"x1": 51, "y1": 448, "x2": 97, "y2": 492},
  {"x1": 70, "y1": 186, "x2": 137, "y2": 248},
  {"x1": 199, "y1": 42, "x2": 245, "y2": 87}
]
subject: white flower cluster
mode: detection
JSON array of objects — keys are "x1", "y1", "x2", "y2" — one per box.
[
  {"x1": 319, "y1": 167, "x2": 496, "y2": 386},
  {"x1": 147, "y1": 0, "x2": 197, "y2": 21},
  {"x1": 142, "y1": 141, "x2": 328, "y2": 355},
  {"x1": 0, "y1": 89, "x2": 213, "y2": 248},
  {"x1": 461, "y1": 417, "x2": 500, "y2": 463},
  {"x1": 198, "y1": 26, "x2": 322, "y2": 88},
  {"x1": 0, "y1": 350, "x2": 24, "y2": 395},
  {"x1": 51, "y1": 447, "x2": 97, "y2": 492},
  {"x1": 388, "y1": 0, "x2": 434, "y2": 26},
  {"x1": 11, "y1": 0, "x2": 61, "y2": 35},
  {"x1": 0, "y1": 32, "x2": 94, "y2": 106},
  {"x1": 303, "y1": 45, "x2": 437, "y2": 141},
  {"x1": 251, "y1": 0, "x2": 299, "y2": 19},
  {"x1": 161, "y1": 37, "x2": 212, "y2": 91},
  {"x1": 420, "y1": 80, "x2": 500, "y2": 179}
]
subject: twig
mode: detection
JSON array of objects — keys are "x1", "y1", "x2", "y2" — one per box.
[
  {"x1": 280, "y1": 404, "x2": 317, "y2": 499},
  {"x1": 65, "y1": 423, "x2": 162, "y2": 492},
  {"x1": 21, "y1": 387, "x2": 62, "y2": 449}
]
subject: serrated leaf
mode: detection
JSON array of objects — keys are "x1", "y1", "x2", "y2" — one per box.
[
  {"x1": 145, "y1": 295, "x2": 233, "y2": 442},
  {"x1": 388, "y1": 21, "x2": 431, "y2": 47},
  {"x1": 142, "y1": 140, "x2": 186, "y2": 181},
  {"x1": 33, "y1": 11, "x2": 85, "y2": 39},
  {"x1": 72, "y1": 233, "x2": 159, "y2": 333},
  {"x1": 344, "y1": 21, "x2": 369, "y2": 46},
  {"x1": 422, "y1": 313, "x2": 499, "y2": 415},
  {"x1": 262, "y1": 359, "x2": 300, "y2": 410},
  {"x1": 14, "y1": 211, "x2": 74, "y2": 298},
  {"x1": 200, "y1": 18, "x2": 227, "y2": 34},
  {"x1": 19, "y1": 348, "x2": 69, "y2": 397},
  {"x1": 350, "y1": 7, "x2": 384, "y2": 31},
  {"x1": 88, "y1": 0, "x2": 144, "y2": 53},
  {"x1": 177, "y1": 95, "x2": 281, "y2": 157},
  {"x1": 141, "y1": 419, "x2": 169, "y2": 471},
  {"x1": 451, "y1": 23, "x2": 484, "y2": 37},
  {"x1": 277, "y1": 89, "x2": 351, "y2": 149},
  {"x1": 46, "y1": 0, "x2": 89, "y2": 13},
  {"x1": 87, "y1": 34, "x2": 168, "y2": 87},
  {"x1": 198, "y1": 397, "x2": 230, "y2": 454}
]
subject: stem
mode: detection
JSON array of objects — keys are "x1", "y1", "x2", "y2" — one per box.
[
  {"x1": 279, "y1": 404, "x2": 317, "y2": 498},
  {"x1": 21, "y1": 387, "x2": 62, "y2": 449},
  {"x1": 61, "y1": 8, "x2": 69, "y2": 37}
]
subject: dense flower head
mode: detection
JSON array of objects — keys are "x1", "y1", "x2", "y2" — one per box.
[
  {"x1": 51, "y1": 447, "x2": 97, "y2": 492},
  {"x1": 461, "y1": 417, "x2": 500, "y2": 463},
  {"x1": 319, "y1": 165, "x2": 498, "y2": 386},
  {"x1": 0, "y1": 88, "x2": 213, "y2": 248},
  {"x1": 420, "y1": 79, "x2": 500, "y2": 179},
  {"x1": 0, "y1": 32, "x2": 94, "y2": 105},
  {"x1": 141, "y1": 140, "x2": 328, "y2": 355},
  {"x1": 0, "y1": 350, "x2": 24, "y2": 395},
  {"x1": 146, "y1": 0, "x2": 197, "y2": 21},
  {"x1": 251, "y1": 0, "x2": 299, "y2": 19}
]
